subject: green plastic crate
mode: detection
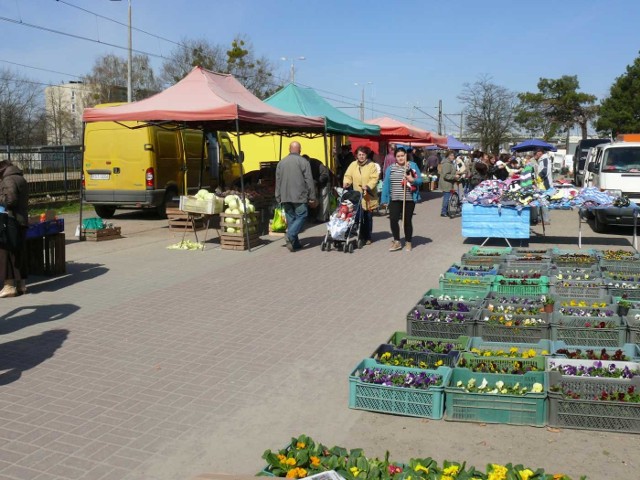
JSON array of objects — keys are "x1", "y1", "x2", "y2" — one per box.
[
  {"x1": 552, "y1": 341, "x2": 640, "y2": 361},
  {"x1": 417, "y1": 288, "x2": 485, "y2": 305},
  {"x1": 349, "y1": 359, "x2": 451, "y2": 419},
  {"x1": 447, "y1": 263, "x2": 500, "y2": 277},
  {"x1": 547, "y1": 369, "x2": 640, "y2": 433},
  {"x1": 386, "y1": 332, "x2": 471, "y2": 351},
  {"x1": 491, "y1": 275, "x2": 550, "y2": 296},
  {"x1": 407, "y1": 307, "x2": 477, "y2": 339},
  {"x1": 444, "y1": 369, "x2": 547, "y2": 426},
  {"x1": 476, "y1": 309, "x2": 550, "y2": 343},
  {"x1": 551, "y1": 315, "x2": 627, "y2": 347},
  {"x1": 606, "y1": 282, "x2": 640, "y2": 300},
  {"x1": 461, "y1": 253, "x2": 506, "y2": 266},
  {"x1": 551, "y1": 248, "x2": 598, "y2": 267},
  {"x1": 457, "y1": 352, "x2": 545, "y2": 374},
  {"x1": 498, "y1": 265, "x2": 551, "y2": 277},
  {"x1": 551, "y1": 281, "x2": 608, "y2": 299},
  {"x1": 469, "y1": 337, "x2": 554, "y2": 356},
  {"x1": 468, "y1": 246, "x2": 512, "y2": 255},
  {"x1": 372, "y1": 344, "x2": 460, "y2": 369}
]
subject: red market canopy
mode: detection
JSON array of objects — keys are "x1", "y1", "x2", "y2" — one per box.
[
  {"x1": 365, "y1": 117, "x2": 447, "y2": 145},
  {"x1": 82, "y1": 67, "x2": 325, "y2": 134}
]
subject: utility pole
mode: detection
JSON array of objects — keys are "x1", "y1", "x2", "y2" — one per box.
[
  {"x1": 127, "y1": 0, "x2": 132, "y2": 102},
  {"x1": 438, "y1": 100, "x2": 443, "y2": 136}
]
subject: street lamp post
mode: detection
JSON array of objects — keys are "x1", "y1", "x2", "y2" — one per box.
[
  {"x1": 354, "y1": 82, "x2": 373, "y2": 121},
  {"x1": 280, "y1": 56, "x2": 306, "y2": 83},
  {"x1": 110, "y1": 0, "x2": 132, "y2": 102}
]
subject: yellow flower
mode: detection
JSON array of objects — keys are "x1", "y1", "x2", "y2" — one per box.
[
  {"x1": 443, "y1": 465, "x2": 459, "y2": 476},
  {"x1": 519, "y1": 469, "x2": 534, "y2": 480},
  {"x1": 471, "y1": 348, "x2": 481, "y2": 354},
  {"x1": 483, "y1": 351, "x2": 492, "y2": 357},
  {"x1": 278, "y1": 454, "x2": 287, "y2": 464},
  {"x1": 553, "y1": 475, "x2": 567, "y2": 480},
  {"x1": 298, "y1": 468, "x2": 307, "y2": 478},
  {"x1": 381, "y1": 352, "x2": 391, "y2": 361},
  {"x1": 286, "y1": 458, "x2": 297, "y2": 466},
  {"x1": 310, "y1": 456, "x2": 320, "y2": 467},
  {"x1": 350, "y1": 466, "x2": 361, "y2": 477},
  {"x1": 541, "y1": 350, "x2": 549, "y2": 355},
  {"x1": 488, "y1": 464, "x2": 508, "y2": 480},
  {"x1": 509, "y1": 347, "x2": 518, "y2": 354},
  {"x1": 436, "y1": 360, "x2": 444, "y2": 367},
  {"x1": 296, "y1": 442, "x2": 306, "y2": 449},
  {"x1": 414, "y1": 463, "x2": 429, "y2": 474},
  {"x1": 569, "y1": 300, "x2": 577, "y2": 306}
]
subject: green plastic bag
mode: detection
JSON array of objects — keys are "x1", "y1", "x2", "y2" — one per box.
[
  {"x1": 271, "y1": 205, "x2": 287, "y2": 233},
  {"x1": 82, "y1": 217, "x2": 105, "y2": 230},
  {"x1": 329, "y1": 192, "x2": 338, "y2": 213}
]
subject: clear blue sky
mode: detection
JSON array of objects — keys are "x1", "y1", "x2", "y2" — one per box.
[{"x1": 1, "y1": 0, "x2": 639, "y2": 134}]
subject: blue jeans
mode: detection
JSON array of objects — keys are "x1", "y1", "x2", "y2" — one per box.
[
  {"x1": 283, "y1": 202, "x2": 308, "y2": 248},
  {"x1": 441, "y1": 191, "x2": 451, "y2": 215}
]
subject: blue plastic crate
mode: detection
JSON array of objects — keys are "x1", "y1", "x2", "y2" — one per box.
[
  {"x1": 348, "y1": 359, "x2": 451, "y2": 419},
  {"x1": 44, "y1": 218, "x2": 64, "y2": 235},
  {"x1": 26, "y1": 222, "x2": 45, "y2": 239}
]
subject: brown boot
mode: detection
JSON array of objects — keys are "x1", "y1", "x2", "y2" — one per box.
[
  {"x1": 0, "y1": 281, "x2": 17, "y2": 298},
  {"x1": 17, "y1": 280, "x2": 27, "y2": 295},
  {"x1": 405, "y1": 242, "x2": 412, "y2": 252}
]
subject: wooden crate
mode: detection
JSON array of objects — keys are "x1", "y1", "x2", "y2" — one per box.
[
  {"x1": 83, "y1": 226, "x2": 122, "y2": 241},
  {"x1": 220, "y1": 233, "x2": 261, "y2": 250},
  {"x1": 167, "y1": 207, "x2": 206, "y2": 232},
  {"x1": 219, "y1": 211, "x2": 261, "y2": 250},
  {"x1": 26, "y1": 233, "x2": 66, "y2": 276}
]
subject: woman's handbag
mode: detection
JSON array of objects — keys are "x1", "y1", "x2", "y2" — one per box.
[
  {"x1": 0, "y1": 213, "x2": 20, "y2": 251},
  {"x1": 271, "y1": 204, "x2": 287, "y2": 233}
]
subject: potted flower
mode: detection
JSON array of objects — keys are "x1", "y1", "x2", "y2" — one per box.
[
  {"x1": 618, "y1": 299, "x2": 632, "y2": 316},
  {"x1": 542, "y1": 295, "x2": 555, "y2": 313}
]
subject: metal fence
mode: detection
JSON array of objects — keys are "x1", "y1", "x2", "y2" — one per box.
[{"x1": 0, "y1": 145, "x2": 82, "y2": 201}]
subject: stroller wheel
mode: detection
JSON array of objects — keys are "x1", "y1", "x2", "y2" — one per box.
[
  {"x1": 327, "y1": 241, "x2": 332, "y2": 251},
  {"x1": 343, "y1": 243, "x2": 348, "y2": 253},
  {"x1": 348, "y1": 243, "x2": 354, "y2": 253},
  {"x1": 321, "y1": 241, "x2": 326, "y2": 251},
  {"x1": 358, "y1": 239, "x2": 365, "y2": 249}
]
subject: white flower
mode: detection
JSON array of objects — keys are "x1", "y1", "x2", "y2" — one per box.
[
  {"x1": 479, "y1": 378, "x2": 488, "y2": 390},
  {"x1": 489, "y1": 388, "x2": 499, "y2": 394},
  {"x1": 456, "y1": 380, "x2": 463, "y2": 387},
  {"x1": 531, "y1": 383, "x2": 543, "y2": 393},
  {"x1": 495, "y1": 380, "x2": 504, "y2": 390},
  {"x1": 467, "y1": 378, "x2": 476, "y2": 388}
]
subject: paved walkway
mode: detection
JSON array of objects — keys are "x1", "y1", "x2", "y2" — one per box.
[{"x1": 0, "y1": 194, "x2": 638, "y2": 480}]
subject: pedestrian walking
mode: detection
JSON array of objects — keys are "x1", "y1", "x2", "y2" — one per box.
[
  {"x1": 381, "y1": 147, "x2": 422, "y2": 252},
  {"x1": 275, "y1": 142, "x2": 317, "y2": 252},
  {"x1": 439, "y1": 150, "x2": 460, "y2": 217},
  {"x1": 0, "y1": 160, "x2": 29, "y2": 297},
  {"x1": 343, "y1": 146, "x2": 379, "y2": 245}
]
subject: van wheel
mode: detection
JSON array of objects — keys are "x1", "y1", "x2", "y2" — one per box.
[
  {"x1": 94, "y1": 205, "x2": 116, "y2": 219},
  {"x1": 156, "y1": 189, "x2": 177, "y2": 219}
]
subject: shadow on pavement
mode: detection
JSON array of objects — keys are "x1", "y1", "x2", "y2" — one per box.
[
  {"x1": 28, "y1": 262, "x2": 108, "y2": 293},
  {"x1": 0, "y1": 329, "x2": 69, "y2": 386},
  {"x1": 0, "y1": 304, "x2": 80, "y2": 336}
]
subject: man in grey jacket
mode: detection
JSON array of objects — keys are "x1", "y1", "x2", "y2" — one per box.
[{"x1": 275, "y1": 141, "x2": 317, "y2": 251}]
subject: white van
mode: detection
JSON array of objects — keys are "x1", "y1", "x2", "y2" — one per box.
[{"x1": 585, "y1": 141, "x2": 640, "y2": 232}]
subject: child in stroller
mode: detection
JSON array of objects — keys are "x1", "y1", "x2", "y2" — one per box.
[{"x1": 320, "y1": 189, "x2": 363, "y2": 253}]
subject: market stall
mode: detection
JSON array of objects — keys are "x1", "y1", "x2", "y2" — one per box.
[{"x1": 82, "y1": 67, "x2": 326, "y2": 250}]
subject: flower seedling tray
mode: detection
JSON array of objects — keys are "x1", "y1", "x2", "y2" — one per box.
[
  {"x1": 469, "y1": 337, "x2": 553, "y2": 356},
  {"x1": 386, "y1": 332, "x2": 471, "y2": 352},
  {"x1": 446, "y1": 263, "x2": 499, "y2": 277},
  {"x1": 600, "y1": 262, "x2": 640, "y2": 274},
  {"x1": 551, "y1": 248, "x2": 598, "y2": 267},
  {"x1": 546, "y1": 357, "x2": 640, "y2": 374},
  {"x1": 503, "y1": 254, "x2": 552, "y2": 269},
  {"x1": 461, "y1": 253, "x2": 506, "y2": 266},
  {"x1": 476, "y1": 310, "x2": 550, "y2": 343},
  {"x1": 457, "y1": 352, "x2": 545, "y2": 374},
  {"x1": 491, "y1": 275, "x2": 550, "y2": 296},
  {"x1": 372, "y1": 344, "x2": 460, "y2": 369},
  {"x1": 418, "y1": 288, "x2": 485, "y2": 306},
  {"x1": 407, "y1": 307, "x2": 477, "y2": 339},
  {"x1": 348, "y1": 359, "x2": 451, "y2": 419},
  {"x1": 415, "y1": 295, "x2": 483, "y2": 313},
  {"x1": 468, "y1": 246, "x2": 512, "y2": 255},
  {"x1": 497, "y1": 265, "x2": 551, "y2": 277},
  {"x1": 551, "y1": 281, "x2": 608, "y2": 299},
  {"x1": 444, "y1": 369, "x2": 547, "y2": 426},
  {"x1": 439, "y1": 276, "x2": 493, "y2": 296},
  {"x1": 550, "y1": 315, "x2": 627, "y2": 348},
  {"x1": 626, "y1": 321, "x2": 640, "y2": 351},
  {"x1": 512, "y1": 248, "x2": 551, "y2": 255},
  {"x1": 547, "y1": 371, "x2": 640, "y2": 433},
  {"x1": 485, "y1": 292, "x2": 547, "y2": 304},
  {"x1": 552, "y1": 341, "x2": 640, "y2": 362}
]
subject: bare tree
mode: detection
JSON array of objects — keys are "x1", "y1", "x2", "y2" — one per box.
[
  {"x1": 45, "y1": 87, "x2": 77, "y2": 145},
  {"x1": 0, "y1": 68, "x2": 45, "y2": 145},
  {"x1": 458, "y1": 76, "x2": 517, "y2": 153},
  {"x1": 82, "y1": 53, "x2": 161, "y2": 107},
  {"x1": 160, "y1": 37, "x2": 225, "y2": 86}
]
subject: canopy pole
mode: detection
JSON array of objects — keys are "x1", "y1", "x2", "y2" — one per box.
[
  {"x1": 278, "y1": 134, "x2": 283, "y2": 160},
  {"x1": 198, "y1": 130, "x2": 206, "y2": 189},
  {"x1": 78, "y1": 122, "x2": 86, "y2": 241},
  {"x1": 179, "y1": 129, "x2": 188, "y2": 195},
  {"x1": 235, "y1": 119, "x2": 252, "y2": 252}
]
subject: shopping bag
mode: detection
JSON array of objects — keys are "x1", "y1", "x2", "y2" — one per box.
[
  {"x1": 82, "y1": 217, "x2": 105, "y2": 230},
  {"x1": 329, "y1": 192, "x2": 338, "y2": 213},
  {"x1": 271, "y1": 205, "x2": 287, "y2": 232}
]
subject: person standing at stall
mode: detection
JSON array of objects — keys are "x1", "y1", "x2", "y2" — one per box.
[
  {"x1": 535, "y1": 148, "x2": 552, "y2": 225},
  {"x1": 381, "y1": 147, "x2": 422, "y2": 252},
  {"x1": 343, "y1": 146, "x2": 379, "y2": 245},
  {"x1": 275, "y1": 142, "x2": 317, "y2": 252},
  {"x1": 439, "y1": 150, "x2": 460, "y2": 217},
  {"x1": 0, "y1": 160, "x2": 29, "y2": 297}
]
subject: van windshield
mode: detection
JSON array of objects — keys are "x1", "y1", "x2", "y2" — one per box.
[{"x1": 602, "y1": 148, "x2": 640, "y2": 173}]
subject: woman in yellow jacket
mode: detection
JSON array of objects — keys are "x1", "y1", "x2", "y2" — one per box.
[{"x1": 343, "y1": 146, "x2": 380, "y2": 245}]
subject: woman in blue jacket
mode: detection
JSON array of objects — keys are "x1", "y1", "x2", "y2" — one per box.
[{"x1": 381, "y1": 147, "x2": 422, "y2": 251}]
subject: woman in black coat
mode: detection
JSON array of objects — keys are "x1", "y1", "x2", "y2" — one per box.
[{"x1": 0, "y1": 160, "x2": 29, "y2": 297}]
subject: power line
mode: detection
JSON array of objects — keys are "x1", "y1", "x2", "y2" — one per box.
[{"x1": 0, "y1": 59, "x2": 82, "y2": 79}]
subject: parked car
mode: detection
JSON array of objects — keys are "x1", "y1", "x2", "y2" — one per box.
[{"x1": 573, "y1": 138, "x2": 611, "y2": 186}]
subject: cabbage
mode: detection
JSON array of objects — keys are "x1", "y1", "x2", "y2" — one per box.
[
  {"x1": 224, "y1": 217, "x2": 235, "y2": 224},
  {"x1": 204, "y1": 192, "x2": 215, "y2": 201},
  {"x1": 197, "y1": 189, "x2": 209, "y2": 199},
  {"x1": 247, "y1": 204, "x2": 255, "y2": 213},
  {"x1": 235, "y1": 218, "x2": 242, "y2": 224},
  {"x1": 226, "y1": 227, "x2": 236, "y2": 233},
  {"x1": 237, "y1": 202, "x2": 247, "y2": 213},
  {"x1": 224, "y1": 208, "x2": 232, "y2": 214},
  {"x1": 231, "y1": 208, "x2": 240, "y2": 215},
  {"x1": 224, "y1": 195, "x2": 239, "y2": 209}
]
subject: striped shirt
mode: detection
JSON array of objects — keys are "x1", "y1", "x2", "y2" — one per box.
[{"x1": 389, "y1": 163, "x2": 413, "y2": 201}]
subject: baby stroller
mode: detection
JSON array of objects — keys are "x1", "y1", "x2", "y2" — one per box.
[{"x1": 320, "y1": 188, "x2": 363, "y2": 253}]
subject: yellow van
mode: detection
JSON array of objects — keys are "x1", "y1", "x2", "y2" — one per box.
[{"x1": 83, "y1": 104, "x2": 237, "y2": 218}]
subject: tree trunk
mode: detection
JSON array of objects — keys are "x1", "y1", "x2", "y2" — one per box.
[{"x1": 580, "y1": 122, "x2": 588, "y2": 139}]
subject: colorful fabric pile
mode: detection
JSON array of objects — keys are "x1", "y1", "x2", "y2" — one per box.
[{"x1": 464, "y1": 180, "x2": 623, "y2": 210}]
